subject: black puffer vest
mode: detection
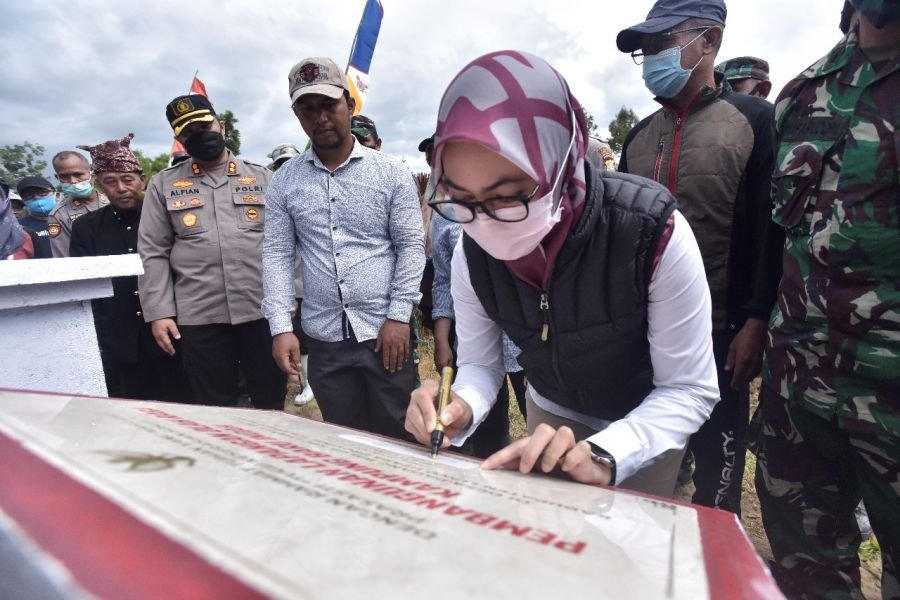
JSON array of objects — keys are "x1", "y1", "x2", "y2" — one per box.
[{"x1": 464, "y1": 165, "x2": 677, "y2": 420}]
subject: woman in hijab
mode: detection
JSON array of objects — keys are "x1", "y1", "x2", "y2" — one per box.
[{"x1": 404, "y1": 51, "x2": 718, "y2": 497}]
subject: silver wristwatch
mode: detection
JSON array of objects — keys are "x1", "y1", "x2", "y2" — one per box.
[{"x1": 587, "y1": 441, "x2": 617, "y2": 486}]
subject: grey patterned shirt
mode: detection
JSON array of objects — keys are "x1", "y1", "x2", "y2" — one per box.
[{"x1": 262, "y1": 141, "x2": 424, "y2": 342}]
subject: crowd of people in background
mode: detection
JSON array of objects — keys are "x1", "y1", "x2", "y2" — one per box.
[{"x1": 0, "y1": 0, "x2": 897, "y2": 598}]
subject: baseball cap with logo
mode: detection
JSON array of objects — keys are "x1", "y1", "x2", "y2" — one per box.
[
  {"x1": 288, "y1": 57, "x2": 347, "y2": 104},
  {"x1": 616, "y1": 0, "x2": 727, "y2": 53},
  {"x1": 166, "y1": 94, "x2": 217, "y2": 136}
]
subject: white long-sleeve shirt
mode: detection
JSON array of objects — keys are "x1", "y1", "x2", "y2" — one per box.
[{"x1": 449, "y1": 210, "x2": 719, "y2": 483}]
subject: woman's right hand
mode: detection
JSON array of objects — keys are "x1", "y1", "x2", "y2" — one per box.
[{"x1": 405, "y1": 379, "x2": 473, "y2": 449}]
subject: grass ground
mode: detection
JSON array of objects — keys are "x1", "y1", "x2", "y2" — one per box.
[{"x1": 284, "y1": 331, "x2": 883, "y2": 598}]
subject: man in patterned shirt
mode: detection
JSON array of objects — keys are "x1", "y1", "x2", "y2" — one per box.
[
  {"x1": 754, "y1": 3, "x2": 900, "y2": 597},
  {"x1": 262, "y1": 57, "x2": 424, "y2": 440}
]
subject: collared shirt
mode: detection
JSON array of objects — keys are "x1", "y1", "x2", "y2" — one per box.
[
  {"x1": 430, "y1": 214, "x2": 522, "y2": 373},
  {"x1": 262, "y1": 141, "x2": 424, "y2": 342},
  {"x1": 449, "y1": 212, "x2": 718, "y2": 483},
  {"x1": 138, "y1": 152, "x2": 272, "y2": 326},
  {"x1": 766, "y1": 30, "x2": 900, "y2": 434},
  {"x1": 48, "y1": 193, "x2": 109, "y2": 257}
]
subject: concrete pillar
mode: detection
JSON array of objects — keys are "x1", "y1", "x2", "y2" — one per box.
[{"x1": 0, "y1": 255, "x2": 143, "y2": 397}]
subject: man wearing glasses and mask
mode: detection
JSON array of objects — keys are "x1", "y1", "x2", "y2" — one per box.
[{"x1": 616, "y1": 0, "x2": 783, "y2": 514}]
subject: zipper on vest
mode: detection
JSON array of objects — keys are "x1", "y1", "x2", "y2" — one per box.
[
  {"x1": 539, "y1": 291, "x2": 566, "y2": 386},
  {"x1": 668, "y1": 113, "x2": 685, "y2": 195},
  {"x1": 540, "y1": 292, "x2": 550, "y2": 341},
  {"x1": 652, "y1": 140, "x2": 665, "y2": 182}
]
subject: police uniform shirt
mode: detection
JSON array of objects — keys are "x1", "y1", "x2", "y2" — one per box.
[
  {"x1": 48, "y1": 193, "x2": 110, "y2": 258},
  {"x1": 137, "y1": 152, "x2": 271, "y2": 326}
]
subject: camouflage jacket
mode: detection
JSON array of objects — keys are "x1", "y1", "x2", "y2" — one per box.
[{"x1": 765, "y1": 30, "x2": 900, "y2": 434}]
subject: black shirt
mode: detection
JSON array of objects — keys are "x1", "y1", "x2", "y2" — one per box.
[
  {"x1": 18, "y1": 215, "x2": 52, "y2": 258},
  {"x1": 70, "y1": 205, "x2": 158, "y2": 363}
]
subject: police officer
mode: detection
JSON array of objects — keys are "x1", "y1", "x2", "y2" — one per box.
[
  {"x1": 47, "y1": 150, "x2": 109, "y2": 257},
  {"x1": 138, "y1": 94, "x2": 287, "y2": 409}
]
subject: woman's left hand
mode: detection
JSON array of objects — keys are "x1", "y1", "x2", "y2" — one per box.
[{"x1": 481, "y1": 424, "x2": 612, "y2": 486}]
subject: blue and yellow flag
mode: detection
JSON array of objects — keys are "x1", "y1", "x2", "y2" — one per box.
[{"x1": 346, "y1": 0, "x2": 384, "y2": 115}]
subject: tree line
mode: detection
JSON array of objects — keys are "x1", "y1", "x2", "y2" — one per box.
[{"x1": 1, "y1": 107, "x2": 638, "y2": 184}]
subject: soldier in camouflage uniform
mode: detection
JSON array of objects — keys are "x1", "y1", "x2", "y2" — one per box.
[
  {"x1": 714, "y1": 56, "x2": 772, "y2": 99},
  {"x1": 755, "y1": 2, "x2": 900, "y2": 598}
]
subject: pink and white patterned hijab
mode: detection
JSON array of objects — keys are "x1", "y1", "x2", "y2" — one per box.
[{"x1": 433, "y1": 50, "x2": 589, "y2": 289}]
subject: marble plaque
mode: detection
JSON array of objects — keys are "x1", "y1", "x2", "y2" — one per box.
[{"x1": 0, "y1": 390, "x2": 780, "y2": 599}]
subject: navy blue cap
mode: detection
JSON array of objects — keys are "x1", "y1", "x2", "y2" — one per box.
[
  {"x1": 616, "y1": 0, "x2": 727, "y2": 53},
  {"x1": 16, "y1": 176, "x2": 54, "y2": 194}
]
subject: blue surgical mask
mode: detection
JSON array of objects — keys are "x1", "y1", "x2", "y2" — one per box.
[
  {"x1": 25, "y1": 193, "x2": 57, "y2": 216},
  {"x1": 60, "y1": 179, "x2": 94, "y2": 198},
  {"x1": 641, "y1": 30, "x2": 708, "y2": 99}
]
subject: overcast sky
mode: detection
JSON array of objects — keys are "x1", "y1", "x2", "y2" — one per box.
[{"x1": 2, "y1": 1, "x2": 843, "y2": 175}]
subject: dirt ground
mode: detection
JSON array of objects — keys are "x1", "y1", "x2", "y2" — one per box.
[{"x1": 285, "y1": 333, "x2": 884, "y2": 598}]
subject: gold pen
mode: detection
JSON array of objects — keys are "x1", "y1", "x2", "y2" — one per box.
[{"x1": 430, "y1": 366, "x2": 454, "y2": 460}]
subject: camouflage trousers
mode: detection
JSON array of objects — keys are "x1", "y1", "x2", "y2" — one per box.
[{"x1": 754, "y1": 388, "x2": 900, "y2": 599}]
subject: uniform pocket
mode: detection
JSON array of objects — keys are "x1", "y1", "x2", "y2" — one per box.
[
  {"x1": 166, "y1": 197, "x2": 208, "y2": 237},
  {"x1": 233, "y1": 194, "x2": 265, "y2": 230},
  {"x1": 771, "y1": 141, "x2": 827, "y2": 229}
]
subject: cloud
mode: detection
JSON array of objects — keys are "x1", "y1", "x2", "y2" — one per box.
[{"x1": 0, "y1": 0, "x2": 841, "y2": 178}]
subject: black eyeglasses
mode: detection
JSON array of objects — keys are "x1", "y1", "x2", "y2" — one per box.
[
  {"x1": 429, "y1": 183, "x2": 541, "y2": 224},
  {"x1": 630, "y1": 26, "x2": 713, "y2": 65}
]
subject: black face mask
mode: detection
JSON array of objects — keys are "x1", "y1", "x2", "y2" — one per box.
[{"x1": 183, "y1": 131, "x2": 226, "y2": 161}]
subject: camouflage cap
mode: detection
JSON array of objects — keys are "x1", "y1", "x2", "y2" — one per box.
[
  {"x1": 715, "y1": 56, "x2": 770, "y2": 82},
  {"x1": 77, "y1": 133, "x2": 142, "y2": 174},
  {"x1": 848, "y1": 0, "x2": 900, "y2": 28},
  {"x1": 350, "y1": 115, "x2": 378, "y2": 139}
]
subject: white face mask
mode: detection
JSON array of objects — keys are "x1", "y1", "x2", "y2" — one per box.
[{"x1": 463, "y1": 192, "x2": 562, "y2": 260}]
